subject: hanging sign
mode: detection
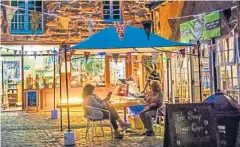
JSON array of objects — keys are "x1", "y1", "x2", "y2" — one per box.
[
  {"x1": 164, "y1": 103, "x2": 219, "y2": 147},
  {"x1": 87, "y1": 19, "x2": 95, "y2": 36},
  {"x1": 223, "y1": 8, "x2": 231, "y2": 23},
  {"x1": 180, "y1": 49, "x2": 186, "y2": 58},
  {"x1": 112, "y1": 53, "x2": 119, "y2": 65},
  {"x1": 13, "y1": 50, "x2": 17, "y2": 57},
  {"x1": 168, "y1": 19, "x2": 177, "y2": 29},
  {"x1": 34, "y1": 52, "x2": 37, "y2": 59},
  {"x1": 46, "y1": 50, "x2": 50, "y2": 56},
  {"x1": 152, "y1": 52, "x2": 159, "y2": 62},
  {"x1": 142, "y1": 20, "x2": 152, "y2": 39},
  {"x1": 6, "y1": 7, "x2": 18, "y2": 24},
  {"x1": 113, "y1": 22, "x2": 127, "y2": 41},
  {"x1": 70, "y1": 50, "x2": 76, "y2": 56},
  {"x1": 98, "y1": 52, "x2": 106, "y2": 57},
  {"x1": 166, "y1": 52, "x2": 172, "y2": 59},
  {"x1": 26, "y1": 90, "x2": 38, "y2": 112},
  {"x1": 58, "y1": 16, "x2": 70, "y2": 29},
  {"x1": 180, "y1": 11, "x2": 221, "y2": 43},
  {"x1": 30, "y1": 11, "x2": 41, "y2": 33},
  {"x1": 84, "y1": 52, "x2": 90, "y2": 63}
]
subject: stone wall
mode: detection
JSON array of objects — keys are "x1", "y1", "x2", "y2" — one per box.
[{"x1": 1, "y1": 1, "x2": 150, "y2": 43}]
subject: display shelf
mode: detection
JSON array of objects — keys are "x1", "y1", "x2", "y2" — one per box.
[{"x1": 7, "y1": 83, "x2": 18, "y2": 107}]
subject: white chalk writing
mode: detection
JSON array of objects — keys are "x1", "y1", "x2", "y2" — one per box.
[
  {"x1": 174, "y1": 112, "x2": 186, "y2": 121},
  {"x1": 187, "y1": 111, "x2": 202, "y2": 121},
  {"x1": 191, "y1": 122, "x2": 203, "y2": 132},
  {"x1": 175, "y1": 125, "x2": 191, "y2": 134}
]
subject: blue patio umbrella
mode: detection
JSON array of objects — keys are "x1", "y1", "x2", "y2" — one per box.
[{"x1": 70, "y1": 26, "x2": 192, "y2": 53}]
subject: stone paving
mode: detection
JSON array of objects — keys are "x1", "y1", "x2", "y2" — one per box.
[{"x1": 1, "y1": 109, "x2": 164, "y2": 147}]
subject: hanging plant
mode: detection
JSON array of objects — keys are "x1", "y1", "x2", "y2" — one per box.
[{"x1": 30, "y1": 11, "x2": 41, "y2": 34}]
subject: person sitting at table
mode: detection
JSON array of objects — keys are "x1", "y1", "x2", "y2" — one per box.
[
  {"x1": 82, "y1": 84, "x2": 131, "y2": 139},
  {"x1": 139, "y1": 80, "x2": 164, "y2": 136}
]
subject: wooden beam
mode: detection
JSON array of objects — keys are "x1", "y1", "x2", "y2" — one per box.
[{"x1": 105, "y1": 56, "x2": 110, "y2": 88}]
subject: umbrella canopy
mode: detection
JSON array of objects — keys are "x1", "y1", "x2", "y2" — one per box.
[{"x1": 70, "y1": 26, "x2": 192, "y2": 53}]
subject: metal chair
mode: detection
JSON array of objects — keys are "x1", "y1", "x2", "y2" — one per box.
[
  {"x1": 84, "y1": 106, "x2": 113, "y2": 141},
  {"x1": 153, "y1": 105, "x2": 166, "y2": 133}
]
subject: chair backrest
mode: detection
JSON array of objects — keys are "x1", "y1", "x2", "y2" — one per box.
[
  {"x1": 84, "y1": 106, "x2": 104, "y2": 120},
  {"x1": 157, "y1": 105, "x2": 166, "y2": 116},
  {"x1": 83, "y1": 106, "x2": 90, "y2": 117}
]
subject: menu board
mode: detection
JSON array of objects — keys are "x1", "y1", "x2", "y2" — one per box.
[
  {"x1": 26, "y1": 91, "x2": 37, "y2": 107},
  {"x1": 164, "y1": 103, "x2": 220, "y2": 147}
]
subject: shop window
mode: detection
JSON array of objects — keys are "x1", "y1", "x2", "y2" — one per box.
[
  {"x1": 71, "y1": 56, "x2": 105, "y2": 88},
  {"x1": 24, "y1": 55, "x2": 59, "y2": 89},
  {"x1": 110, "y1": 58, "x2": 125, "y2": 86},
  {"x1": 216, "y1": 36, "x2": 235, "y2": 66},
  {"x1": 219, "y1": 66, "x2": 238, "y2": 100},
  {"x1": 10, "y1": 0, "x2": 43, "y2": 34},
  {"x1": 103, "y1": 0, "x2": 122, "y2": 21},
  {"x1": 200, "y1": 44, "x2": 211, "y2": 99}
]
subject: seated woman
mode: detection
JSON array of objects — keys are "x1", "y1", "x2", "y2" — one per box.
[
  {"x1": 139, "y1": 80, "x2": 164, "y2": 136},
  {"x1": 82, "y1": 84, "x2": 131, "y2": 139}
]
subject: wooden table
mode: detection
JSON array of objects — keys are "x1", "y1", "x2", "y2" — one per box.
[
  {"x1": 110, "y1": 96, "x2": 145, "y2": 122},
  {"x1": 56, "y1": 96, "x2": 145, "y2": 122}
]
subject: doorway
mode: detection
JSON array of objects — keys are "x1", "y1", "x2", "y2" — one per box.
[{"x1": 1, "y1": 56, "x2": 23, "y2": 111}]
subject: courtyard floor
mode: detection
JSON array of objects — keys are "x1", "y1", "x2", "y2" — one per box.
[{"x1": 1, "y1": 108, "x2": 163, "y2": 147}]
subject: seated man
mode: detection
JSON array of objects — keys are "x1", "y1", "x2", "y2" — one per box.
[
  {"x1": 82, "y1": 84, "x2": 131, "y2": 139},
  {"x1": 139, "y1": 81, "x2": 164, "y2": 136}
]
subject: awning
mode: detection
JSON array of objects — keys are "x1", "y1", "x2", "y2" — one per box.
[{"x1": 70, "y1": 26, "x2": 192, "y2": 53}]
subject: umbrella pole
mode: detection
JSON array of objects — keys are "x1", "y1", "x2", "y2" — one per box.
[
  {"x1": 59, "y1": 53, "x2": 63, "y2": 131},
  {"x1": 63, "y1": 43, "x2": 75, "y2": 146},
  {"x1": 51, "y1": 53, "x2": 58, "y2": 119},
  {"x1": 197, "y1": 41, "x2": 203, "y2": 102}
]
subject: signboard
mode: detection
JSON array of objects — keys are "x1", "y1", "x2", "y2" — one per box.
[
  {"x1": 26, "y1": 90, "x2": 38, "y2": 112},
  {"x1": 164, "y1": 103, "x2": 220, "y2": 147},
  {"x1": 180, "y1": 11, "x2": 221, "y2": 43}
]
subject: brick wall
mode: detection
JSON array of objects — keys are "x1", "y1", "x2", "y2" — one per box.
[{"x1": 1, "y1": 1, "x2": 150, "y2": 43}]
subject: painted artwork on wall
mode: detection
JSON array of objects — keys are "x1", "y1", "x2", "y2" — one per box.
[{"x1": 4, "y1": 61, "x2": 20, "y2": 82}]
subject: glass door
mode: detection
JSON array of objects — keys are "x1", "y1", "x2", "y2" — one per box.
[
  {"x1": 172, "y1": 53, "x2": 191, "y2": 104},
  {"x1": 110, "y1": 58, "x2": 126, "y2": 86}
]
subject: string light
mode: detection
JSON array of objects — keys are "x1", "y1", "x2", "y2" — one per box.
[{"x1": 168, "y1": 6, "x2": 237, "y2": 20}]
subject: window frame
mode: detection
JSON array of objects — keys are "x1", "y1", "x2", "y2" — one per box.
[
  {"x1": 102, "y1": 0, "x2": 122, "y2": 22},
  {"x1": 10, "y1": 0, "x2": 44, "y2": 34},
  {"x1": 216, "y1": 35, "x2": 236, "y2": 66}
]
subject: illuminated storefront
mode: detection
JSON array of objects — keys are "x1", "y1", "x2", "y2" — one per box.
[
  {"x1": 216, "y1": 34, "x2": 240, "y2": 102},
  {"x1": 0, "y1": 45, "x2": 59, "y2": 111}
]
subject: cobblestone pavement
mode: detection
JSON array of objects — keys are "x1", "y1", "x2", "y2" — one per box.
[{"x1": 1, "y1": 109, "x2": 163, "y2": 147}]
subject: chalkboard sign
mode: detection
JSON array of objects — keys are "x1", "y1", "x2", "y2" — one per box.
[
  {"x1": 164, "y1": 103, "x2": 220, "y2": 147},
  {"x1": 26, "y1": 91, "x2": 37, "y2": 107}
]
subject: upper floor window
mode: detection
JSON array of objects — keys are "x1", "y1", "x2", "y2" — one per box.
[
  {"x1": 103, "y1": 1, "x2": 122, "y2": 21},
  {"x1": 10, "y1": 0, "x2": 43, "y2": 34}
]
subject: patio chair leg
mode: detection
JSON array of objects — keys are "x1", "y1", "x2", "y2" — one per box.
[
  {"x1": 85, "y1": 119, "x2": 90, "y2": 140},
  {"x1": 100, "y1": 121, "x2": 105, "y2": 137},
  {"x1": 159, "y1": 117, "x2": 162, "y2": 133},
  {"x1": 91, "y1": 121, "x2": 94, "y2": 142}
]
